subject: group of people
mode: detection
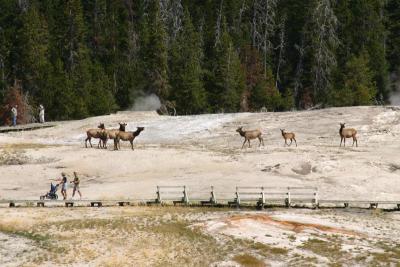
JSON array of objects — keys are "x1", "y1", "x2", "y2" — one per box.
[
  {"x1": 10, "y1": 104, "x2": 45, "y2": 126},
  {"x1": 56, "y1": 172, "x2": 82, "y2": 200}
]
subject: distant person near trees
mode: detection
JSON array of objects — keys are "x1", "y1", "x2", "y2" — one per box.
[
  {"x1": 71, "y1": 171, "x2": 82, "y2": 199},
  {"x1": 11, "y1": 105, "x2": 18, "y2": 126},
  {"x1": 39, "y1": 104, "x2": 45, "y2": 123}
]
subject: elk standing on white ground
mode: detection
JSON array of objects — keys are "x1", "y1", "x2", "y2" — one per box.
[
  {"x1": 114, "y1": 127, "x2": 145, "y2": 150},
  {"x1": 339, "y1": 123, "x2": 358, "y2": 147},
  {"x1": 236, "y1": 127, "x2": 264, "y2": 149},
  {"x1": 101, "y1": 122, "x2": 127, "y2": 149},
  {"x1": 280, "y1": 129, "x2": 297, "y2": 147},
  {"x1": 85, "y1": 123, "x2": 106, "y2": 148}
]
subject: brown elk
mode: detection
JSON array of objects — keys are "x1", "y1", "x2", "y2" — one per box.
[
  {"x1": 236, "y1": 127, "x2": 264, "y2": 149},
  {"x1": 280, "y1": 129, "x2": 297, "y2": 147},
  {"x1": 339, "y1": 123, "x2": 358, "y2": 147},
  {"x1": 114, "y1": 127, "x2": 145, "y2": 150},
  {"x1": 85, "y1": 123, "x2": 106, "y2": 148},
  {"x1": 100, "y1": 123, "x2": 127, "y2": 149}
]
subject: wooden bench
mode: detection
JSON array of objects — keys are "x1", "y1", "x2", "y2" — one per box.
[
  {"x1": 65, "y1": 201, "x2": 74, "y2": 207},
  {"x1": 118, "y1": 201, "x2": 130, "y2": 206},
  {"x1": 37, "y1": 202, "x2": 45, "y2": 207},
  {"x1": 90, "y1": 201, "x2": 102, "y2": 207},
  {"x1": 228, "y1": 186, "x2": 318, "y2": 208},
  {"x1": 318, "y1": 200, "x2": 400, "y2": 209},
  {"x1": 147, "y1": 186, "x2": 189, "y2": 205},
  {"x1": 200, "y1": 186, "x2": 217, "y2": 206},
  {"x1": 286, "y1": 187, "x2": 318, "y2": 208},
  {"x1": 228, "y1": 187, "x2": 266, "y2": 209}
]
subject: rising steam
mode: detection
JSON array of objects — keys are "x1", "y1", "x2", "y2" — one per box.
[{"x1": 131, "y1": 94, "x2": 161, "y2": 111}]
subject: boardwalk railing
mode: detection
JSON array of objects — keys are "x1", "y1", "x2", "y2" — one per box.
[
  {"x1": 1, "y1": 185, "x2": 400, "y2": 210},
  {"x1": 147, "y1": 186, "x2": 189, "y2": 205},
  {"x1": 227, "y1": 186, "x2": 318, "y2": 208}
]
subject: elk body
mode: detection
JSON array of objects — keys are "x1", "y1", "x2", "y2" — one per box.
[
  {"x1": 85, "y1": 123, "x2": 106, "y2": 148},
  {"x1": 339, "y1": 123, "x2": 358, "y2": 147},
  {"x1": 101, "y1": 123, "x2": 127, "y2": 149},
  {"x1": 280, "y1": 129, "x2": 297, "y2": 147},
  {"x1": 114, "y1": 127, "x2": 144, "y2": 150},
  {"x1": 236, "y1": 127, "x2": 264, "y2": 149}
]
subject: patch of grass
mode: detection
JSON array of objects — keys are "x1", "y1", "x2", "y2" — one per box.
[
  {"x1": 369, "y1": 242, "x2": 400, "y2": 265},
  {"x1": 300, "y1": 237, "x2": 348, "y2": 264},
  {"x1": 0, "y1": 223, "x2": 50, "y2": 248},
  {"x1": 233, "y1": 254, "x2": 266, "y2": 267},
  {"x1": 250, "y1": 242, "x2": 288, "y2": 256},
  {"x1": 0, "y1": 143, "x2": 60, "y2": 150},
  {"x1": 288, "y1": 234, "x2": 296, "y2": 242}
]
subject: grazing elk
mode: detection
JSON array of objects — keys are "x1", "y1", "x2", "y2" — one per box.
[
  {"x1": 339, "y1": 123, "x2": 358, "y2": 147},
  {"x1": 236, "y1": 127, "x2": 264, "y2": 149},
  {"x1": 100, "y1": 123, "x2": 127, "y2": 149},
  {"x1": 280, "y1": 129, "x2": 297, "y2": 147},
  {"x1": 85, "y1": 123, "x2": 106, "y2": 148},
  {"x1": 114, "y1": 127, "x2": 145, "y2": 150}
]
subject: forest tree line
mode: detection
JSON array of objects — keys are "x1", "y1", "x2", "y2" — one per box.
[{"x1": 0, "y1": 0, "x2": 399, "y2": 122}]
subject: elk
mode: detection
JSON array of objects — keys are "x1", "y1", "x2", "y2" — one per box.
[
  {"x1": 100, "y1": 123, "x2": 127, "y2": 149},
  {"x1": 236, "y1": 127, "x2": 264, "y2": 149},
  {"x1": 85, "y1": 123, "x2": 106, "y2": 148},
  {"x1": 114, "y1": 127, "x2": 145, "y2": 150},
  {"x1": 280, "y1": 129, "x2": 297, "y2": 147},
  {"x1": 339, "y1": 123, "x2": 358, "y2": 147}
]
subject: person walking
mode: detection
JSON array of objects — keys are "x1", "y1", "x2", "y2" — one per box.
[
  {"x1": 71, "y1": 171, "x2": 82, "y2": 199},
  {"x1": 39, "y1": 104, "x2": 45, "y2": 123},
  {"x1": 11, "y1": 105, "x2": 18, "y2": 126},
  {"x1": 58, "y1": 172, "x2": 68, "y2": 200}
]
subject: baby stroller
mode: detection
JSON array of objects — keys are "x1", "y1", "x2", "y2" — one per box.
[{"x1": 40, "y1": 183, "x2": 59, "y2": 200}]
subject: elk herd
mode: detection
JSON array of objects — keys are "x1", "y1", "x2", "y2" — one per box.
[
  {"x1": 85, "y1": 122, "x2": 144, "y2": 150},
  {"x1": 85, "y1": 121, "x2": 358, "y2": 151}
]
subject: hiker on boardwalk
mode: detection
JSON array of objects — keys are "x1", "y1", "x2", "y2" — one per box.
[
  {"x1": 57, "y1": 172, "x2": 68, "y2": 200},
  {"x1": 39, "y1": 104, "x2": 45, "y2": 123},
  {"x1": 70, "y1": 171, "x2": 82, "y2": 199},
  {"x1": 11, "y1": 105, "x2": 17, "y2": 126}
]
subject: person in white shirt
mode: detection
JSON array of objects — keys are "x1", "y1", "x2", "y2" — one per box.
[
  {"x1": 39, "y1": 104, "x2": 45, "y2": 123},
  {"x1": 11, "y1": 105, "x2": 18, "y2": 126}
]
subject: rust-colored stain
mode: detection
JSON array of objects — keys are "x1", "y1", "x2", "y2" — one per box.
[{"x1": 226, "y1": 214, "x2": 362, "y2": 236}]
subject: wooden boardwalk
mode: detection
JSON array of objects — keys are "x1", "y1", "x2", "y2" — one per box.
[
  {"x1": 0, "y1": 122, "x2": 57, "y2": 133},
  {"x1": 1, "y1": 186, "x2": 400, "y2": 210}
]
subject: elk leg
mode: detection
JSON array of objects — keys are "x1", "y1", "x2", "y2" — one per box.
[
  {"x1": 241, "y1": 139, "x2": 246, "y2": 149},
  {"x1": 284, "y1": 139, "x2": 287, "y2": 146},
  {"x1": 104, "y1": 139, "x2": 108, "y2": 149},
  {"x1": 340, "y1": 137, "x2": 343, "y2": 147},
  {"x1": 130, "y1": 140, "x2": 134, "y2": 150},
  {"x1": 259, "y1": 137, "x2": 264, "y2": 146},
  {"x1": 89, "y1": 138, "x2": 93, "y2": 148},
  {"x1": 113, "y1": 138, "x2": 118, "y2": 150},
  {"x1": 343, "y1": 138, "x2": 346, "y2": 147},
  {"x1": 248, "y1": 139, "x2": 251, "y2": 148},
  {"x1": 293, "y1": 138, "x2": 297, "y2": 147},
  {"x1": 289, "y1": 139, "x2": 293, "y2": 146},
  {"x1": 85, "y1": 138, "x2": 88, "y2": 148}
]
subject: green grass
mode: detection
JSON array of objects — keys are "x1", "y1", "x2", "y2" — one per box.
[
  {"x1": 250, "y1": 242, "x2": 288, "y2": 256},
  {"x1": 300, "y1": 237, "x2": 348, "y2": 265},
  {"x1": 233, "y1": 254, "x2": 266, "y2": 267}
]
